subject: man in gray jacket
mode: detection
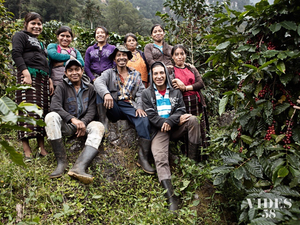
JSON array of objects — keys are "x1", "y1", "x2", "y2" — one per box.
[
  {"x1": 45, "y1": 58, "x2": 105, "y2": 184},
  {"x1": 94, "y1": 45, "x2": 155, "y2": 175}
]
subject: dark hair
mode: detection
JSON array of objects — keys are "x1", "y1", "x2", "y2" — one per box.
[
  {"x1": 150, "y1": 24, "x2": 164, "y2": 35},
  {"x1": 24, "y1": 12, "x2": 43, "y2": 29},
  {"x1": 56, "y1": 26, "x2": 73, "y2": 38},
  {"x1": 151, "y1": 61, "x2": 166, "y2": 71},
  {"x1": 171, "y1": 44, "x2": 187, "y2": 56},
  {"x1": 94, "y1": 26, "x2": 109, "y2": 38},
  {"x1": 124, "y1": 33, "x2": 137, "y2": 43}
]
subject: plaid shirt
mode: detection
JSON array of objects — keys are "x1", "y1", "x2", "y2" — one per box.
[{"x1": 116, "y1": 69, "x2": 141, "y2": 105}]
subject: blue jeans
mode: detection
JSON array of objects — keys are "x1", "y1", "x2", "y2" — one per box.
[{"x1": 96, "y1": 95, "x2": 150, "y2": 140}]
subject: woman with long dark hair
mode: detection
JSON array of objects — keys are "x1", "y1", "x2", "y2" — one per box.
[
  {"x1": 144, "y1": 24, "x2": 173, "y2": 67},
  {"x1": 84, "y1": 26, "x2": 115, "y2": 83},
  {"x1": 12, "y1": 12, "x2": 54, "y2": 160},
  {"x1": 47, "y1": 26, "x2": 84, "y2": 88},
  {"x1": 168, "y1": 44, "x2": 209, "y2": 154},
  {"x1": 124, "y1": 33, "x2": 149, "y2": 87}
]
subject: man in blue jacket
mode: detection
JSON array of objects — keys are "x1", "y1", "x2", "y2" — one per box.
[{"x1": 45, "y1": 58, "x2": 105, "y2": 184}]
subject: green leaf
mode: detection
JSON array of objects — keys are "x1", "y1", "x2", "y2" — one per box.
[
  {"x1": 286, "y1": 154, "x2": 300, "y2": 168},
  {"x1": 258, "y1": 59, "x2": 277, "y2": 70},
  {"x1": 263, "y1": 50, "x2": 277, "y2": 58},
  {"x1": 180, "y1": 180, "x2": 191, "y2": 191},
  {"x1": 272, "y1": 158, "x2": 285, "y2": 171},
  {"x1": 250, "y1": 217, "x2": 276, "y2": 225},
  {"x1": 0, "y1": 124, "x2": 31, "y2": 132},
  {"x1": 0, "y1": 141, "x2": 26, "y2": 166},
  {"x1": 236, "y1": 45, "x2": 250, "y2": 52},
  {"x1": 54, "y1": 212, "x2": 64, "y2": 219},
  {"x1": 273, "y1": 103, "x2": 290, "y2": 115},
  {"x1": 218, "y1": 95, "x2": 228, "y2": 116},
  {"x1": 243, "y1": 63, "x2": 258, "y2": 71},
  {"x1": 0, "y1": 96, "x2": 17, "y2": 115},
  {"x1": 276, "y1": 134, "x2": 285, "y2": 143},
  {"x1": 254, "y1": 83, "x2": 262, "y2": 97},
  {"x1": 254, "y1": 180, "x2": 271, "y2": 188},
  {"x1": 256, "y1": 145, "x2": 264, "y2": 158},
  {"x1": 277, "y1": 166, "x2": 289, "y2": 178},
  {"x1": 245, "y1": 158, "x2": 263, "y2": 178},
  {"x1": 279, "y1": 71, "x2": 294, "y2": 85},
  {"x1": 289, "y1": 175, "x2": 300, "y2": 188},
  {"x1": 264, "y1": 101, "x2": 273, "y2": 118},
  {"x1": 5, "y1": 85, "x2": 33, "y2": 93},
  {"x1": 241, "y1": 135, "x2": 253, "y2": 144},
  {"x1": 231, "y1": 177, "x2": 243, "y2": 190},
  {"x1": 211, "y1": 165, "x2": 234, "y2": 174},
  {"x1": 252, "y1": 28, "x2": 260, "y2": 36},
  {"x1": 215, "y1": 41, "x2": 230, "y2": 50},
  {"x1": 92, "y1": 195, "x2": 102, "y2": 199},
  {"x1": 273, "y1": 185, "x2": 300, "y2": 197},
  {"x1": 280, "y1": 21, "x2": 297, "y2": 31},
  {"x1": 298, "y1": 25, "x2": 300, "y2": 36},
  {"x1": 277, "y1": 52, "x2": 287, "y2": 60},
  {"x1": 269, "y1": 23, "x2": 281, "y2": 33},
  {"x1": 192, "y1": 200, "x2": 200, "y2": 206},
  {"x1": 233, "y1": 167, "x2": 244, "y2": 180},
  {"x1": 0, "y1": 111, "x2": 18, "y2": 124},
  {"x1": 213, "y1": 174, "x2": 227, "y2": 185},
  {"x1": 239, "y1": 211, "x2": 248, "y2": 223},
  {"x1": 18, "y1": 102, "x2": 43, "y2": 117},
  {"x1": 292, "y1": 127, "x2": 300, "y2": 142},
  {"x1": 276, "y1": 61, "x2": 286, "y2": 73},
  {"x1": 239, "y1": 113, "x2": 251, "y2": 127}
]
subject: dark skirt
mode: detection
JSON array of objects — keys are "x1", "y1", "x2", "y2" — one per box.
[
  {"x1": 183, "y1": 94, "x2": 210, "y2": 148},
  {"x1": 15, "y1": 72, "x2": 49, "y2": 140}
]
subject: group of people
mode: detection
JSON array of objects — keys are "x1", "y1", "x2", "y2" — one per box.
[{"x1": 12, "y1": 12, "x2": 209, "y2": 211}]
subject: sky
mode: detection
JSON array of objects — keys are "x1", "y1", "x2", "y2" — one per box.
[{"x1": 251, "y1": 0, "x2": 274, "y2": 4}]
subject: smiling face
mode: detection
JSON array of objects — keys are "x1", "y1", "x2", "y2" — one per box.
[
  {"x1": 172, "y1": 47, "x2": 187, "y2": 68},
  {"x1": 114, "y1": 51, "x2": 128, "y2": 68},
  {"x1": 25, "y1": 18, "x2": 43, "y2": 37},
  {"x1": 95, "y1": 28, "x2": 108, "y2": 44},
  {"x1": 152, "y1": 65, "x2": 167, "y2": 90},
  {"x1": 125, "y1": 36, "x2": 137, "y2": 52},
  {"x1": 65, "y1": 65, "x2": 83, "y2": 85},
  {"x1": 57, "y1": 31, "x2": 72, "y2": 48},
  {"x1": 151, "y1": 26, "x2": 165, "y2": 43}
]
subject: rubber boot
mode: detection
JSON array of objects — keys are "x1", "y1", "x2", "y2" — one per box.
[
  {"x1": 188, "y1": 142, "x2": 199, "y2": 162},
  {"x1": 97, "y1": 103, "x2": 109, "y2": 132},
  {"x1": 136, "y1": 138, "x2": 155, "y2": 174},
  {"x1": 68, "y1": 145, "x2": 99, "y2": 184},
  {"x1": 161, "y1": 179, "x2": 179, "y2": 211},
  {"x1": 49, "y1": 138, "x2": 67, "y2": 178}
]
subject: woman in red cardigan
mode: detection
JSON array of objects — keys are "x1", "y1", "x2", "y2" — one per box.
[{"x1": 167, "y1": 44, "x2": 210, "y2": 156}]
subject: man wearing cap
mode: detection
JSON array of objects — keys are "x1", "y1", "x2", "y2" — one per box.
[
  {"x1": 45, "y1": 58, "x2": 105, "y2": 184},
  {"x1": 94, "y1": 45, "x2": 155, "y2": 175}
]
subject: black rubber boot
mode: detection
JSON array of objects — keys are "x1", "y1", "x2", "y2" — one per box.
[
  {"x1": 161, "y1": 179, "x2": 179, "y2": 211},
  {"x1": 49, "y1": 138, "x2": 67, "y2": 178},
  {"x1": 97, "y1": 103, "x2": 109, "y2": 132},
  {"x1": 136, "y1": 138, "x2": 155, "y2": 174},
  {"x1": 68, "y1": 146, "x2": 99, "y2": 184},
  {"x1": 188, "y1": 142, "x2": 199, "y2": 162}
]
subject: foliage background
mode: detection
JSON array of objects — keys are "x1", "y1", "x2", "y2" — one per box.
[{"x1": 1, "y1": 0, "x2": 300, "y2": 224}]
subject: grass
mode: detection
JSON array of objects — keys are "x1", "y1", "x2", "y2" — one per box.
[{"x1": 0, "y1": 128, "x2": 236, "y2": 224}]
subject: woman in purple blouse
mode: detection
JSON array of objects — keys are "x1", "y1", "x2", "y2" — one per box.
[{"x1": 84, "y1": 26, "x2": 115, "y2": 83}]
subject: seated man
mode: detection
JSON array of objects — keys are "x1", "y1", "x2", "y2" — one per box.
[
  {"x1": 45, "y1": 58, "x2": 105, "y2": 184},
  {"x1": 94, "y1": 45, "x2": 155, "y2": 175},
  {"x1": 142, "y1": 61, "x2": 201, "y2": 211}
]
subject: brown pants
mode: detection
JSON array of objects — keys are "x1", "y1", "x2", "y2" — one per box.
[{"x1": 151, "y1": 115, "x2": 201, "y2": 182}]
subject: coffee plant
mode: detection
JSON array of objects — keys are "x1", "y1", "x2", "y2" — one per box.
[{"x1": 206, "y1": 0, "x2": 300, "y2": 223}]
